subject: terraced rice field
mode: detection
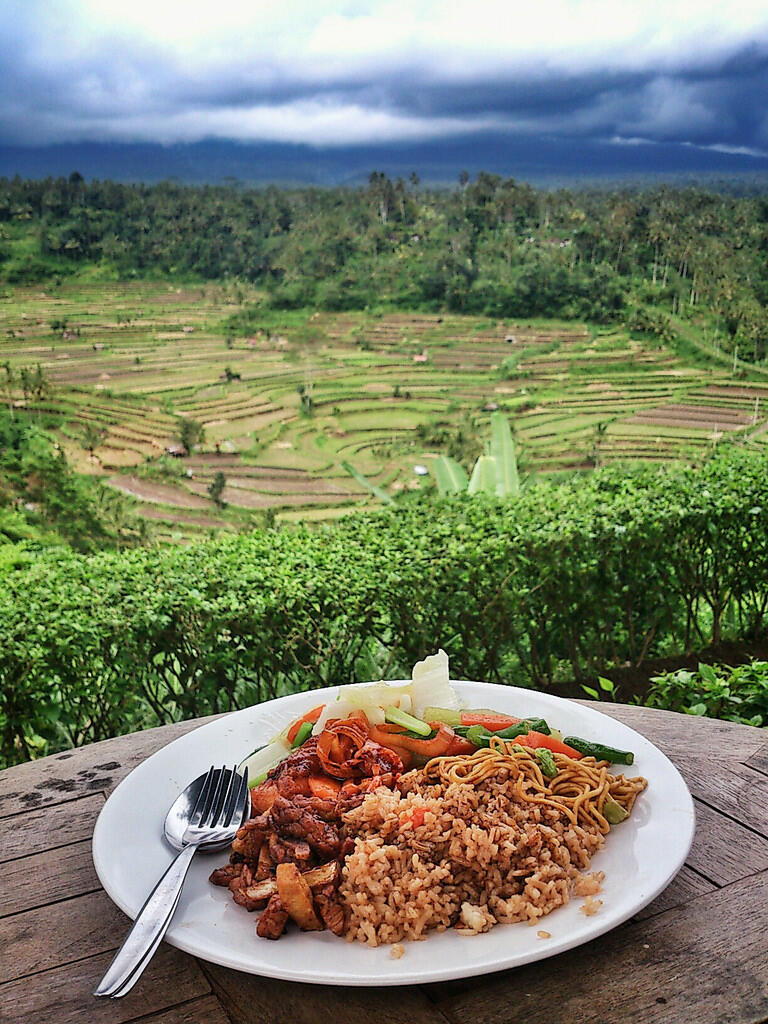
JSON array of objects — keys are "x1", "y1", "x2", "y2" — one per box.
[{"x1": 3, "y1": 281, "x2": 767, "y2": 533}]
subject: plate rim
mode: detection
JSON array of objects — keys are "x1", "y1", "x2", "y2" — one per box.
[{"x1": 92, "y1": 681, "x2": 695, "y2": 986}]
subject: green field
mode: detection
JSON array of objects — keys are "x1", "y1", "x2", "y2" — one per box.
[{"x1": 3, "y1": 280, "x2": 768, "y2": 537}]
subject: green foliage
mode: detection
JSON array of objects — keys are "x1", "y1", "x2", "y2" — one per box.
[
  {"x1": 3, "y1": 175, "x2": 768, "y2": 354},
  {"x1": 2, "y1": 449, "x2": 768, "y2": 766},
  {"x1": 208, "y1": 471, "x2": 227, "y2": 507},
  {"x1": 645, "y1": 661, "x2": 768, "y2": 727},
  {"x1": 81, "y1": 422, "x2": 107, "y2": 454},
  {"x1": 177, "y1": 417, "x2": 205, "y2": 454},
  {"x1": 432, "y1": 456, "x2": 469, "y2": 495},
  {"x1": 582, "y1": 676, "x2": 618, "y2": 701},
  {"x1": 489, "y1": 412, "x2": 520, "y2": 497},
  {"x1": 467, "y1": 454, "x2": 497, "y2": 495},
  {"x1": 432, "y1": 413, "x2": 520, "y2": 497},
  {"x1": 0, "y1": 409, "x2": 144, "y2": 551},
  {"x1": 340, "y1": 460, "x2": 394, "y2": 504}
]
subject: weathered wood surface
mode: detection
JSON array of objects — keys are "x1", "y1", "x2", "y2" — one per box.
[{"x1": 0, "y1": 705, "x2": 766, "y2": 1024}]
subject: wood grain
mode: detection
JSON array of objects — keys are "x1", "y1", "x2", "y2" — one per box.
[
  {"x1": 580, "y1": 702, "x2": 766, "y2": 761},
  {"x1": 0, "y1": 718, "x2": 218, "y2": 819},
  {"x1": 0, "y1": 944, "x2": 211, "y2": 1024},
  {"x1": 632, "y1": 864, "x2": 714, "y2": 921},
  {"x1": 745, "y1": 739, "x2": 768, "y2": 777},
  {"x1": 0, "y1": 792, "x2": 104, "y2": 861},
  {"x1": 437, "y1": 869, "x2": 768, "y2": 1024},
  {"x1": 203, "y1": 962, "x2": 452, "y2": 1024},
  {"x1": 0, "y1": 890, "x2": 129, "y2": 984},
  {"x1": 134, "y1": 995, "x2": 231, "y2": 1024},
  {"x1": 687, "y1": 799, "x2": 768, "y2": 885},
  {"x1": 680, "y1": 759, "x2": 768, "y2": 838},
  {"x1": 0, "y1": 839, "x2": 100, "y2": 918}
]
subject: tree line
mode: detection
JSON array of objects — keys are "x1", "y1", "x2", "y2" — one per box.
[{"x1": 1, "y1": 172, "x2": 767, "y2": 358}]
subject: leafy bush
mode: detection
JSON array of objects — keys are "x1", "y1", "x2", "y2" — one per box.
[
  {"x1": 645, "y1": 661, "x2": 768, "y2": 727},
  {"x1": 2, "y1": 450, "x2": 768, "y2": 765}
]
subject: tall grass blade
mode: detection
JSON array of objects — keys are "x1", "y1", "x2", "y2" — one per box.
[
  {"x1": 431, "y1": 456, "x2": 469, "y2": 495},
  {"x1": 341, "y1": 460, "x2": 394, "y2": 504},
  {"x1": 467, "y1": 454, "x2": 497, "y2": 495},
  {"x1": 489, "y1": 412, "x2": 519, "y2": 497}
]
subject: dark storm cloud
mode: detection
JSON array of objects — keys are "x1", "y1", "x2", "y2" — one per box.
[{"x1": 1, "y1": 1, "x2": 768, "y2": 156}]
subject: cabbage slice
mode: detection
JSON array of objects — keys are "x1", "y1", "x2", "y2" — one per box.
[
  {"x1": 411, "y1": 649, "x2": 460, "y2": 718},
  {"x1": 312, "y1": 698, "x2": 361, "y2": 736}
]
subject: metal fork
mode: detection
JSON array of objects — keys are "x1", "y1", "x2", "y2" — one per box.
[{"x1": 94, "y1": 765, "x2": 249, "y2": 999}]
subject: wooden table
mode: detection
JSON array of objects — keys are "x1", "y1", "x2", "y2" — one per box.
[{"x1": 1, "y1": 704, "x2": 767, "y2": 1024}]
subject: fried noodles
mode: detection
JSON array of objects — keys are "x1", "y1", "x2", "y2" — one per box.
[{"x1": 422, "y1": 737, "x2": 647, "y2": 835}]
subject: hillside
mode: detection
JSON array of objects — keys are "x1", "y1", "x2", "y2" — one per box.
[{"x1": 3, "y1": 281, "x2": 768, "y2": 538}]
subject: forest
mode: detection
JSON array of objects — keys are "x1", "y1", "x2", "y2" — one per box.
[{"x1": 1, "y1": 173, "x2": 768, "y2": 360}]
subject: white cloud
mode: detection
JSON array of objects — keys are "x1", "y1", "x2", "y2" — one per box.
[
  {"x1": 1, "y1": 0, "x2": 768, "y2": 147},
  {"x1": 13, "y1": 100, "x2": 503, "y2": 146}
]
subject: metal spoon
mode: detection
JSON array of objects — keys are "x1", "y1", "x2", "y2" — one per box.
[{"x1": 94, "y1": 765, "x2": 250, "y2": 999}]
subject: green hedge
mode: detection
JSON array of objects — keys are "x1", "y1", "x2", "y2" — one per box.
[
  {"x1": 2, "y1": 450, "x2": 768, "y2": 765},
  {"x1": 646, "y1": 661, "x2": 768, "y2": 727}
]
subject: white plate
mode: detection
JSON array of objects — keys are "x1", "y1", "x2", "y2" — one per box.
[{"x1": 92, "y1": 682, "x2": 694, "y2": 986}]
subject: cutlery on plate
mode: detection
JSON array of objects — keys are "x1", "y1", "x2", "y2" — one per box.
[{"x1": 94, "y1": 764, "x2": 250, "y2": 998}]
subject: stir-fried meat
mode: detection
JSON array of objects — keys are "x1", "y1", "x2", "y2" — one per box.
[
  {"x1": 270, "y1": 794, "x2": 341, "y2": 859},
  {"x1": 256, "y1": 894, "x2": 289, "y2": 940},
  {"x1": 231, "y1": 814, "x2": 270, "y2": 862},
  {"x1": 209, "y1": 863, "x2": 242, "y2": 887},
  {"x1": 272, "y1": 738, "x2": 323, "y2": 797},
  {"x1": 229, "y1": 864, "x2": 269, "y2": 911},
  {"x1": 250, "y1": 739, "x2": 326, "y2": 814},
  {"x1": 314, "y1": 886, "x2": 345, "y2": 936},
  {"x1": 338, "y1": 836, "x2": 355, "y2": 861},
  {"x1": 255, "y1": 842, "x2": 273, "y2": 880},
  {"x1": 268, "y1": 832, "x2": 313, "y2": 864},
  {"x1": 293, "y1": 795, "x2": 338, "y2": 820},
  {"x1": 211, "y1": 724, "x2": 403, "y2": 941}
]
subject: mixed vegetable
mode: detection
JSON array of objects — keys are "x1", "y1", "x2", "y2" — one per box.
[{"x1": 241, "y1": 650, "x2": 635, "y2": 790}]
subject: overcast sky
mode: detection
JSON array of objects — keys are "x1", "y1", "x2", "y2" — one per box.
[{"x1": 2, "y1": 0, "x2": 768, "y2": 162}]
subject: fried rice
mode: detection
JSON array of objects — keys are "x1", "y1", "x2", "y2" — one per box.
[{"x1": 339, "y1": 767, "x2": 607, "y2": 946}]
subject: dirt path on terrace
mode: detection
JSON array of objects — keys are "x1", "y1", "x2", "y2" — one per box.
[
  {"x1": 106, "y1": 475, "x2": 211, "y2": 508},
  {"x1": 136, "y1": 506, "x2": 227, "y2": 529},
  {"x1": 629, "y1": 403, "x2": 753, "y2": 429}
]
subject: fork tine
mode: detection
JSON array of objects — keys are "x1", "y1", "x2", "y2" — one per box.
[
  {"x1": 229, "y1": 769, "x2": 249, "y2": 828},
  {"x1": 201, "y1": 767, "x2": 228, "y2": 827},
  {"x1": 188, "y1": 765, "x2": 216, "y2": 827},
  {"x1": 213, "y1": 766, "x2": 239, "y2": 829}
]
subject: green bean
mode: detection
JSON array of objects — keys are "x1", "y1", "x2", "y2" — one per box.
[
  {"x1": 534, "y1": 748, "x2": 558, "y2": 778},
  {"x1": 465, "y1": 718, "x2": 550, "y2": 749},
  {"x1": 563, "y1": 736, "x2": 634, "y2": 765}
]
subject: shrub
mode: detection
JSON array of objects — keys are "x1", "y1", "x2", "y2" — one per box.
[
  {"x1": 644, "y1": 661, "x2": 768, "y2": 727},
  {"x1": 2, "y1": 450, "x2": 768, "y2": 765}
]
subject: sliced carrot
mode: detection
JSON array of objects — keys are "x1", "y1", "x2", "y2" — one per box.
[
  {"x1": 460, "y1": 711, "x2": 521, "y2": 731},
  {"x1": 307, "y1": 775, "x2": 342, "y2": 800},
  {"x1": 515, "y1": 731, "x2": 583, "y2": 758},
  {"x1": 445, "y1": 733, "x2": 477, "y2": 755},
  {"x1": 286, "y1": 705, "x2": 325, "y2": 744},
  {"x1": 411, "y1": 808, "x2": 425, "y2": 828}
]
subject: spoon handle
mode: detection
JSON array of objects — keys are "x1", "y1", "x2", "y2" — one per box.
[{"x1": 94, "y1": 843, "x2": 198, "y2": 998}]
